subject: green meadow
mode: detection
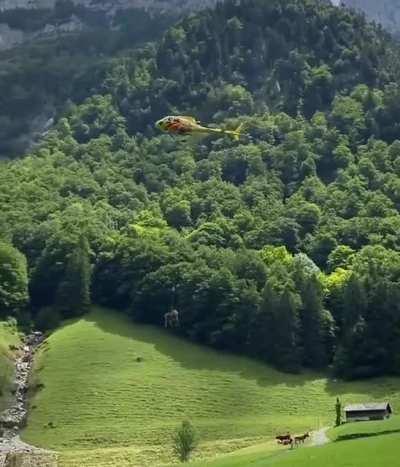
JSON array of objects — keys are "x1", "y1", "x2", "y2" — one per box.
[
  {"x1": 22, "y1": 308, "x2": 400, "y2": 466},
  {"x1": 0, "y1": 320, "x2": 20, "y2": 411},
  {"x1": 208, "y1": 433, "x2": 400, "y2": 467},
  {"x1": 189, "y1": 417, "x2": 400, "y2": 467},
  {"x1": 329, "y1": 415, "x2": 400, "y2": 441}
]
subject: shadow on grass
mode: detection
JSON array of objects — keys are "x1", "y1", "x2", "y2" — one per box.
[
  {"x1": 52, "y1": 307, "x2": 400, "y2": 399},
  {"x1": 77, "y1": 307, "x2": 323, "y2": 389},
  {"x1": 324, "y1": 375, "x2": 400, "y2": 400},
  {"x1": 336, "y1": 428, "x2": 400, "y2": 442}
]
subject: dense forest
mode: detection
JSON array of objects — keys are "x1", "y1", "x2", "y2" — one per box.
[{"x1": 2, "y1": 0, "x2": 400, "y2": 379}]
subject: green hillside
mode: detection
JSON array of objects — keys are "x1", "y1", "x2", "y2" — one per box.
[
  {"x1": 1, "y1": 1, "x2": 400, "y2": 465},
  {"x1": 201, "y1": 433, "x2": 400, "y2": 467},
  {"x1": 329, "y1": 415, "x2": 400, "y2": 441},
  {"x1": 2, "y1": 0, "x2": 400, "y2": 381},
  {"x1": 23, "y1": 308, "x2": 400, "y2": 466},
  {"x1": 0, "y1": 320, "x2": 20, "y2": 411},
  {"x1": 187, "y1": 416, "x2": 400, "y2": 466}
]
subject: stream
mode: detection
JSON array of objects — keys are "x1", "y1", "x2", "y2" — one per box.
[{"x1": 0, "y1": 332, "x2": 57, "y2": 466}]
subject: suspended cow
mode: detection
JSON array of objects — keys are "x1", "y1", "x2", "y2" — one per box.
[{"x1": 164, "y1": 309, "x2": 180, "y2": 329}]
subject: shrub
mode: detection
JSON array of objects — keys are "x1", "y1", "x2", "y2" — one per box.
[{"x1": 173, "y1": 419, "x2": 197, "y2": 462}]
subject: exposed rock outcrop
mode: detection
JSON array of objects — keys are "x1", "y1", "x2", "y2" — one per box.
[
  {"x1": 335, "y1": 0, "x2": 400, "y2": 38},
  {"x1": 0, "y1": 0, "x2": 219, "y2": 50},
  {"x1": 0, "y1": 0, "x2": 217, "y2": 12}
]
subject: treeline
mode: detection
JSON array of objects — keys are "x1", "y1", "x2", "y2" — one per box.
[{"x1": 1, "y1": 0, "x2": 400, "y2": 379}]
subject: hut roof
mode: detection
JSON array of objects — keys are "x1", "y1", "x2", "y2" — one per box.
[{"x1": 344, "y1": 402, "x2": 392, "y2": 413}]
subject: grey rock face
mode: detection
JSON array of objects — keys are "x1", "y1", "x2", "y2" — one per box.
[
  {"x1": 339, "y1": 0, "x2": 400, "y2": 37},
  {"x1": 0, "y1": 23, "x2": 24, "y2": 49},
  {"x1": 0, "y1": 1, "x2": 54, "y2": 9},
  {"x1": 0, "y1": 0, "x2": 218, "y2": 50},
  {"x1": 0, "y1": 0, "x2": 217, "y2": 12}
]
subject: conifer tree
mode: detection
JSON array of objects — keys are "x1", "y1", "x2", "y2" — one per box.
[
  {"x1": 272, "y1": 285, "x2": 302, "y2": 372},
  {"x1": 300, "y1": 274, "x2": 335, "y2": 368},
  {"x1": 335, "y1": 397, "x2": 342, "y2": 427},
  {"x1": 56, "y1": 236, "x2": 91, "y2": 316}
]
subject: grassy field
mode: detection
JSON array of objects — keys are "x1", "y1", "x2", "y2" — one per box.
[
  {"x1": 187, "y1": 417, "x2": 400, "y2": 467},
  {"x1": 22, "y1": 307, "x2": 400, "y2": 466},
  {"x1": 329, "y1": 415, "x2": 400, "y2": 441},
  {"x1": 219, "y1": 433, "x2": 400, "y2": 467},
  {"x1": 185, "y1": 441, "x2": 281, "y2": 467},
  {"x1": 0, "y1": 320, "x2": 20, "y2": 411}
]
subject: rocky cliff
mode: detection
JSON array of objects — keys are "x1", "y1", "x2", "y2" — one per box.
[
  {"x1": 0, "y1": 0, "x2": 218, "y2": 13},
  {"x1": 0, "y1": 0, "x2": 218, "y2": 50},
  {"x1": 341, "y1": 0, "x2": 400, "y2": 37},
  {"x1": 2, "y1": 1, "x2": 399, "y2": 51},
  {"x1": 0, "y1": 0, "x2": 392, "y2": 18}
]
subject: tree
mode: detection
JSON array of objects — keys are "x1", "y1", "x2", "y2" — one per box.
[
  {"x1": 55, "y1": 236, "x2": 92, "y2": 317},
  {"x1": 301, "y1": 277, "x2": 335, "y2": 368},
  {"x1": 173, "y1": 420, "x2": 197, "y2": 463},
  {"x1": 335, "y1": 397, "x2": 342, "y2": 427},
  {"x1": 327, "y1": 245, "x2": 355, "y2": 272},
  {"x1": 342, "y1": 274, "x2": 367, "y2": 330},
  {"x1": 259, "y1": 278, "x2": 302, "y2": 372},
  {"x1": 0, "y1": 242, "x2": 29, "y2": 318}
]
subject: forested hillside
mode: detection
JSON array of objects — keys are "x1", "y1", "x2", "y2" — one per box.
[
  {"x1": 0, "y1": 11, "x2": 174, "y2": 156},
  {"x1": 2, "y1": 0, "x2": 400, "y2": 379},
  {"x1": 0, "y1": 0, "x2": 395, "y2": 157},
  {"x1": 0, "y1": 0, "x2": 217, "y2": 156}
]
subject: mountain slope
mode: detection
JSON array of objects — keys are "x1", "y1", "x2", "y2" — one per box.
[
  {"x1": 0, "y1": 0, "x2": 218, "y2": 156},
  {"x1": 23, "y1": 308, "x2": 400, "y2": 465},
  {"x1": 0, "y1": 0, "x2": 397, "y2": 157},
  {"x1": 2, "y1": 0, "x2": 400, "y2": 378},
  {"x1": 342, "y1": 1, "x2": 400, "y2": 38},
  {"x1": 0, "y1": 0, "x2": 219, "y2": 50},
  {"x1": 2, "y1": 0, "x2": 400, "y2": 379}
]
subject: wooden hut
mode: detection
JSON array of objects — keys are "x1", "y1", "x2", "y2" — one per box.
[{"x1": 344, "y1": 402, "x2": 393, "y2": 422}]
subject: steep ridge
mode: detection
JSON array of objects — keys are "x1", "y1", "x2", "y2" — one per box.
[
  {"x1": 342, "y1": 1, "x2": 400, "y2": 37},
  {"x1": 0, "y1": 0, "x2": 220, "y2": 156},
  {"x1": 0, "y1": 0, "x2": 217, "y2": 12},
  {"x1": 0, "y1": 0, "x2": 219, "y2": 50}
]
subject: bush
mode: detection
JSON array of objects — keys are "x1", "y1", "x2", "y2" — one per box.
[{"x1": 173, "y1": 420, "x2": 197, "y2": 463}]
